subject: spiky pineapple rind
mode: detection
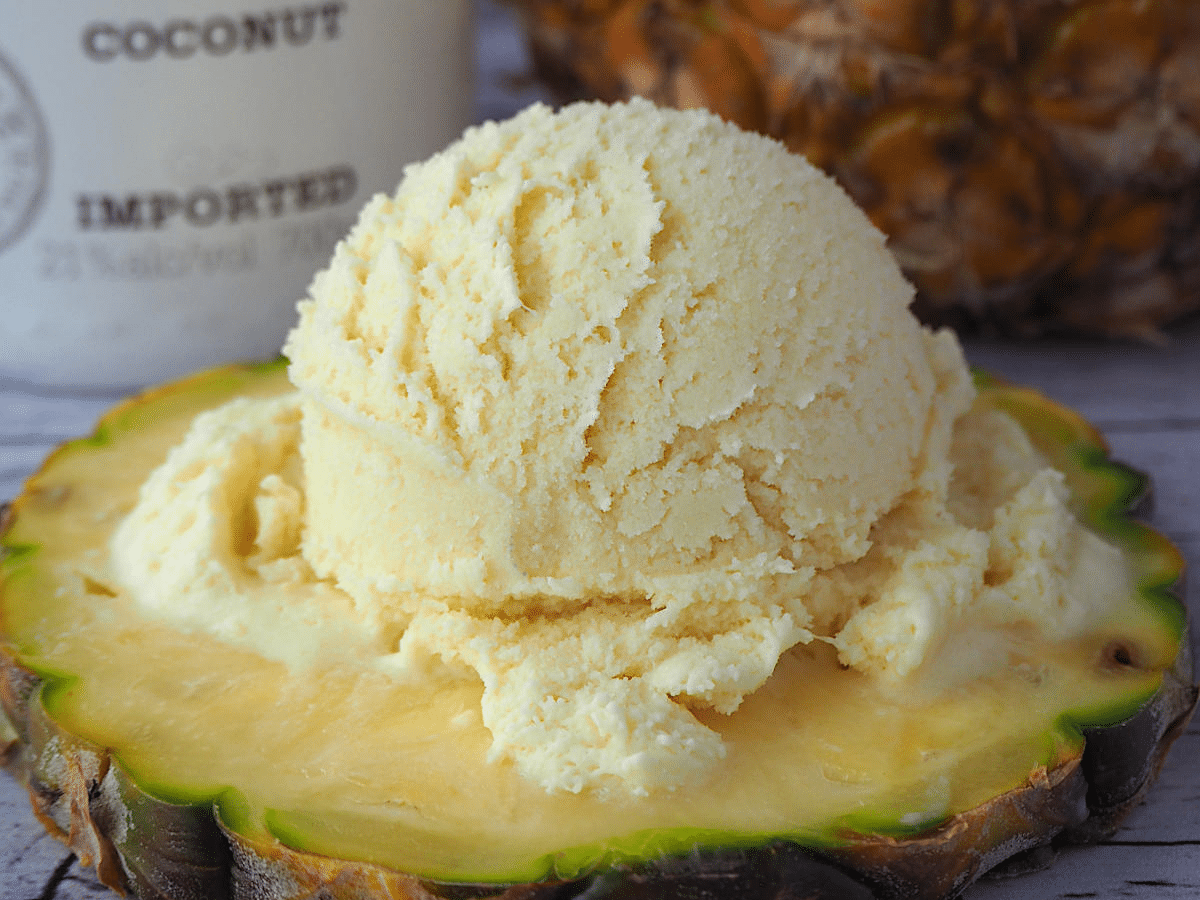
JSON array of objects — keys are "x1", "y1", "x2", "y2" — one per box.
[{"x1": 510, "y1": 0, "x2": 1200, "y2": 339}]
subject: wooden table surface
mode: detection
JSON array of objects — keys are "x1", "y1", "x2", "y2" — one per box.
[{"x1": 2, "y1": 3, "x2": 1198, "y2": 898}]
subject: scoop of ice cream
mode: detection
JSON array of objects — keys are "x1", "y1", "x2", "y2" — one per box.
[
  {"x1": 274, "y1": 98, "x2": 980, "y2": 792},
  {"x1": 285, "y1": 98, "x2": 958, "y2": 613},
  {"x1": 112, "y1": 100, "x2": 1124, "y2": 798}
]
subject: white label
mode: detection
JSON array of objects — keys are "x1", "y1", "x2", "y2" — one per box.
[{"x1": 0, "y1": 0, "x2": 474, "y2": 389}]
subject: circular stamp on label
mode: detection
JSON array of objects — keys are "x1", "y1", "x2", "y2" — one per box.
[{"x1": 0, "y1": 49, "x2": 49, "y2": 255}]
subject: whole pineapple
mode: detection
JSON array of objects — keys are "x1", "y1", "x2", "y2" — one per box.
[{"x1": 511, "y1": 0, "x2": 1200, "y2": 338}]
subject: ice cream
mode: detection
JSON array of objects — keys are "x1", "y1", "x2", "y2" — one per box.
[{"x1": 111, "y1": 99, "x2": 1132, "y2": 797}]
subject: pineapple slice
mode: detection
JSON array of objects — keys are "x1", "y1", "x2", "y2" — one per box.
[
  {"x1": 510, "y1": 0, "x2": 1200, "y2": 338},
  {"x1": 1, "y1": 361, "x2": 1195, "y2": 900}
]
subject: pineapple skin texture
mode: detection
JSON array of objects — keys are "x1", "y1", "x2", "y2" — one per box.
[{"x1": 513, "y1": 0, "x2": 1200, "y2": 338}]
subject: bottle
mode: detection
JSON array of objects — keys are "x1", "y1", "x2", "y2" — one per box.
[{"x1": 0, "y1": 1, "x2": 474, "y2": 389}]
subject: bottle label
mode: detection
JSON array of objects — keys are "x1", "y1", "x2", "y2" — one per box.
[{"x1": 0, "y1": 1, "x2": 474, "y2": 388}]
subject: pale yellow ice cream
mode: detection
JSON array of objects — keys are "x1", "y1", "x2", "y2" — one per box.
[
  {"x1": 287, "y1": 98, "x2": 954, "y2": 608},
  {"x1": 110, "y1": 99, "x2": 1132, "y2": 797}
]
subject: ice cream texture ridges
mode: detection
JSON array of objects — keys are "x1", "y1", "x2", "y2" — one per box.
[{"x1": 111, "y1": 99, "x2": 1132, "y2": 796}]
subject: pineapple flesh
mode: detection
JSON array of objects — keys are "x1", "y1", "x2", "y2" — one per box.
[
  {"x1": 1, "y1": 363, "x2": 1195, "y2": 900},
  {"x1": 513, "y1": 0, "x2": 1200, "y2": 337}
]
